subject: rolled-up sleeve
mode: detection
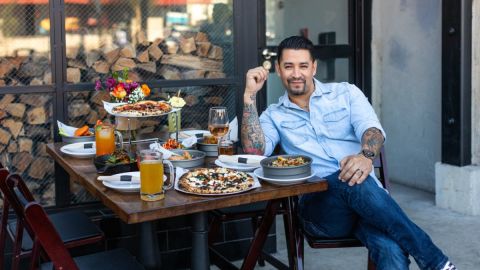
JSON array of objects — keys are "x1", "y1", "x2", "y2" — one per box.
[
  {"x1": 348, "y1": 84, "x2": 387, "y2": 142},
  {"x1": 259, "y1": 109, "x2": 280, "y2": 156}
]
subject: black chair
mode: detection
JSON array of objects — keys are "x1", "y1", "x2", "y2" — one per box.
[
  {"x1": 24, "y1": 200, "x2": 145, "y2": 270},
  {"x1": 294, "y1": 147, "x2": 389, "y2": 270},
  {"x1": 0, "y1": 171, "x2": 105, "y2": 269}
]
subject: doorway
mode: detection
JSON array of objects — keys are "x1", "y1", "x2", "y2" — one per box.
[{"x1": 256, "y1": 0, "x2": 370, "y2": 108}]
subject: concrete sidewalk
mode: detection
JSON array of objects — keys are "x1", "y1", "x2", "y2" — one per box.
[{"x1": 241, "y1": 183, "x2": 480, "y2": 269}]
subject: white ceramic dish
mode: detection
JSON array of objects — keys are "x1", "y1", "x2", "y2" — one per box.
[
  {"x1": 60, "y1": 142, "x2": 96, "y2": 158},
  {"x1": 253, "y1": 168, "x2": 316, "y2": 186},
  {"x1": 102, "y1": 175, "x2": 166, "y2": 193},
  {"x1": 219, "y1": 154, "x2": 266, "y2": 167},
  {"x1": 214, "y1": 159, "x2": 259, "y2": 172}
]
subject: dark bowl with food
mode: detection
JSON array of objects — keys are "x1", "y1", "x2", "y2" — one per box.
[
  {"x1": 94, "y1": 149, "x2": 138, "y2": 175},
  {"x1": 167, "y1": 149, "x2": 206, "y2": 169},
  {"x1": 260, "y1": 155, "x2": 312, "y2": 179}
]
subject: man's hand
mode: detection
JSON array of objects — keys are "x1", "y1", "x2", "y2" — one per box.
[
  {"x1": 244, "y1": 67, "x2": 269, "y2": 104},
  {"x1": 338, "y1": 154, "x2": 373, "y2": 186}
]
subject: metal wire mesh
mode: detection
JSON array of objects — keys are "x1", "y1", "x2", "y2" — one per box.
[
  {"x1": 0, "y1": 3, "x2": 52, "y2": 86},
  {"x1": 65, "y1": 0, "x2": 234, "y2": 83},
  {"x1": 0, "y1": 93, "x2": 55, "y2": 206}
]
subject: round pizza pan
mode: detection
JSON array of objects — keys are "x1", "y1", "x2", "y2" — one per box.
[{"x1": 260, "y1": 155, "x2": 312, "y2": 179}]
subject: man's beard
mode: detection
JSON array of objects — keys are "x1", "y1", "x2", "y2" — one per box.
[{"x1": 286, "y1": 77, "x2": 307, "y2": 96}]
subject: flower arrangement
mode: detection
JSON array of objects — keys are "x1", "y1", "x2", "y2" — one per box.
[{"x1": 95, "y1": 68, "x2": 151, "y2": 104}]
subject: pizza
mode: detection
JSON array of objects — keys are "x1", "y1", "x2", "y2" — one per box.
[
  {"x1": 178, "y1": 167, "x2": 255, "y2": 194},
  {"x1": 112, "y1": 100, "x2": 172, "y2": 116}
]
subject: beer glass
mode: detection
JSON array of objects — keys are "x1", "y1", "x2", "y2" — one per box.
[{"x1": 138, "y1": 149, "x2": 174, "y2": 201}]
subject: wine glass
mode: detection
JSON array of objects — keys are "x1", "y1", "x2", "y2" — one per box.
[{"x1": 208, "y1": 107, "x2": 229, "y2": 149}]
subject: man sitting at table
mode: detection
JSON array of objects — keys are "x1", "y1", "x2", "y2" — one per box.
[{"x1": 241, "y1": 35, "x2": 456, "y2": 270}]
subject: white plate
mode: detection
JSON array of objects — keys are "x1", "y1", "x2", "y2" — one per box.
[
  {"x1": 170, "y1": 130, "x2": 211, "y2": 141},
  {"x1": 174, "y1": 171, "x2": 261, "y2": 196},
  {"x1": 219, "y1": 154, "x2": 266, "y2": 167},
  {"x1": 214, "y1": 159, "x2": 259, "y2": 172},
  {"x1": 253, "y1": 168, "x2": 316, "y2": 186},
  {"x1": 60, "y1": 142, "x2": 96, "y2": 158},
  {"x1": 102, "y1": 175, "x2": 167, "y2": 193}
]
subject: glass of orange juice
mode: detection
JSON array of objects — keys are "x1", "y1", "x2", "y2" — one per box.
[
  {"x1": 95, "y1": 122, "x2": 123, "y2": 156},
  {"x1": 138, "y1": 149, "x2": 174, "y2": 201}
]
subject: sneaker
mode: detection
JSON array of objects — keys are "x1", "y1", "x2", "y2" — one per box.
[{"x1": 441, "y1": 261, "x2": 457, "y2": 270}]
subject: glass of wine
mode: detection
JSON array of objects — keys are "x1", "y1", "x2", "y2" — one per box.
[{"x1": 208, "y1": 107, "x2": 229, "y2": 151}]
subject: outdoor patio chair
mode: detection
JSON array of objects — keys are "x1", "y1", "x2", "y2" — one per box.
[
  {"x1": 293, "y1": 147, "x2": 389, "y2": 270},
  {"x1": 0, "y1": 172, "x2": 105, "y2": 270},
  {"x1": 24, "y1": 201, "x2": 145, "y2": 270}
]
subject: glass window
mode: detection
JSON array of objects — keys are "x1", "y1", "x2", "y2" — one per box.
[
  {"x1": 0, "y1": 3, "x2": 52, "y2": 87},
  {"x1": 65, "y1": 0, "x2": 234, "y2": 83}
]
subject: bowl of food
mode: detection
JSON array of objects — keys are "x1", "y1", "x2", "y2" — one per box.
[
  {"x1": 160, "y1": 138, "x2": 195, "y2": 150},
  {"x1": 196, "y1": 135, "x2": 218, "y2": 156},
  {"x1": 94, "y1": 149, "x2": 138, "y2": 175},
  {"x1": 167, "y1": 149, "x2": 206, "y2": 169},
  {"x1": 260, "y1": 155, "x2": 312, "y2": 179},
  {"x1": 61, "y1": 125, "x2": 95, "y2": 144}
]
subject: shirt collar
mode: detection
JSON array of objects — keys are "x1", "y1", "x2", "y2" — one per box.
[{"x1": 279, "y1": 78, "x2": 331, "y2": 108}]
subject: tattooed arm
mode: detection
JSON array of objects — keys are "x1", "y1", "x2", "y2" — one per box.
[
  {"x1": 361, "y1": 127, "x2": 384, "y2": 158},
  {"x1": 338, "y1": 127, "x2": 385, "y2": 186},
  {"x1": 241, "y1": 67, "x2": 269, "y2": 155}
]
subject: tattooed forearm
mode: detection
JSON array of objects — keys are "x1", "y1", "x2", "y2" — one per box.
[
  {"x1": 361, "y1": 127, "x2": 384, "y2": 156},
  {"x1": 241, "y1": 101, "x2": 265, "y2": 155}
]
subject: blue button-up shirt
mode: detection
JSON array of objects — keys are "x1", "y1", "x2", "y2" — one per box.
[{"x1": 260, "y1": 78, "x2": 386, "y2": 185}]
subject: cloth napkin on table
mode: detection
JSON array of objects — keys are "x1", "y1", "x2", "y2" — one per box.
[
  {"x1": 57, "y1": 121, "x2": 78, "y2": 137},
  {"x1": 228, "y1": 117, "x2": 238, "y2": 142},
  {"x1": 97, "y1": 171, "x2": 140, "y2": 184}
]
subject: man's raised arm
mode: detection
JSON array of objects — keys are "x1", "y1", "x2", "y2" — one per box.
[{"x1": 241, "y1": 67, "x2": 269, "y2": 155}]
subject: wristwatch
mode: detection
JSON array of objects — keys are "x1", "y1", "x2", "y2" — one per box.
[{"x1": 360, "y1": 149, "x2": 376, "y2": 160}]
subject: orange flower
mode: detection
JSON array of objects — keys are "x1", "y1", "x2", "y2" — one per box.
[
  {"x1": 141, "y1": 84, "x2": 151, "y2": 96},
  {"x1": 112, "y1": 84, "x2": 127, "y2": 99}
]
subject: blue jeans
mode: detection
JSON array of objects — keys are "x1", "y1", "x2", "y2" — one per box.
[{"x1": 298, "y1": 171, "x2": 448, "y2": 270}]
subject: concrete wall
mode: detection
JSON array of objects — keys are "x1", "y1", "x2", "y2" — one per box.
[{"x1": 372, "y1": 0, "x2": 442, "y2": 192}]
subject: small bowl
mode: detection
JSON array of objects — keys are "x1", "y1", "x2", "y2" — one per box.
[
  {"x1": 197, "y1": 140, "x2": 218, "y2": 157},
  {"x1": 61, "y1": 128, "x2": 95, "y2": 144},
  {"x1": 94, "y1": 152, "x2": 138, "y2": 175},
  {"x1": 260, "y1": 155, "x2": 312, "y2": 179},
  {"x1": 167, "y1": 149, "x2": 206, "y2": 169}
]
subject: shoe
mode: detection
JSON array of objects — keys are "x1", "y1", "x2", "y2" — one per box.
[{"x1": 441, "y1": 261, "x2": 457, "y2": 270}]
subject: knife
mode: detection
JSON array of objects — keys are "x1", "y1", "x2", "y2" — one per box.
[{"x1": 218, "y1": 155, "x2": 265, "y2": 166}]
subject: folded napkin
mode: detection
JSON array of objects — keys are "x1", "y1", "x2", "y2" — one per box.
[
  {"x1": 228, "y1": 117, "x2": 238, "y2": 142},
  {"x1": 218, "y1": 155, "x2": 265, "y2": 167},
  {"x1": 57, "y1": 121, "x2": 79, "y2": 137},
  {"x1": 98, "y1": 171, "x2": 140, "y2": 184}
]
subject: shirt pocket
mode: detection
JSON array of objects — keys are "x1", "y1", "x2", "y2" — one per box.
[
  {"x1": 280, "y1": 120, "x2": 309, "y2": 146},
  {"x1": 323, "y1": 108, "x2": 351, "y2": 138}
]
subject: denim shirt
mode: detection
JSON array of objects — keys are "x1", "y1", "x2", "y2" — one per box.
[{"x1": 259, "y1": 79, "x2": 386, "y2": 186}]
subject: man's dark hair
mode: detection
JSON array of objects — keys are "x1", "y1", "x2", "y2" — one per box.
[{"x1": 277, "y1": 36, "x2": 315, "y2": 62}]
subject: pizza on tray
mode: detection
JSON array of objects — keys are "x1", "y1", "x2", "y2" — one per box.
[
  {"x1": 178, "y1": 167, "x2": 255, "y2": 194},
  {"x1": 112, "y1": 100, "x2": 172, "y2": 116}
]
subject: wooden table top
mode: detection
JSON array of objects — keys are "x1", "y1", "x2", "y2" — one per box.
[{"x1": 47, "y1": 143, "x2": 328, "y2": 224}]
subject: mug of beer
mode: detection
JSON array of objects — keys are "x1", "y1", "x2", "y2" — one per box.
[{"x1": 138, "y1": 149, "x2": 174, "y2": 201}]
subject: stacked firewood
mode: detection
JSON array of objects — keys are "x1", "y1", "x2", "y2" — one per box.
[{"x1": 67, "y1": 31, "x2": 226, "y2": 83}]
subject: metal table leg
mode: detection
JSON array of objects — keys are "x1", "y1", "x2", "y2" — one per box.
[
  {"x1": 191, "y1": 212, "x2": 210, "y2": 270},
  {"x1": 138, "y1": 221, "x2": 161, "y2": 270}
]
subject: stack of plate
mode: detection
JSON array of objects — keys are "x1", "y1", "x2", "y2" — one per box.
[
  {"x1": 214, "y1": 154, "x2": 265, "y2": 172},
  {"x1": 60, "y1": 142, "x2": 96, "y2": 158}
]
